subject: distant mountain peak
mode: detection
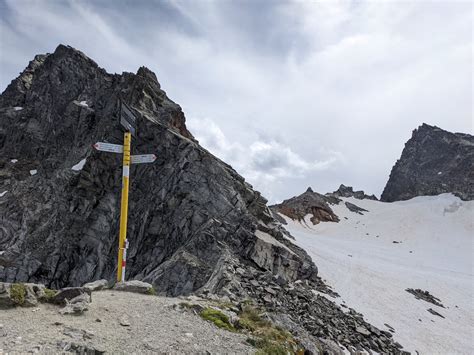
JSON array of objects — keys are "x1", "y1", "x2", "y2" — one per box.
[
  {"x1": 328, "y1": 184, "x2": 378, "y2": 201},
  {"x1": 381, "y1": 124, "x2": 474, "y2": 202}
]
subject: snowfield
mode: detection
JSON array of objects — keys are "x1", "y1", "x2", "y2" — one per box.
[{"x1": 282, "y1": 193, "x2": 473, "y2": 355}]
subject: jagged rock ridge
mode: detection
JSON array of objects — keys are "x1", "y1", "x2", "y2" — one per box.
[
  {"x1": 270, "y1": 187, "x2": 340, "y2": 225},
  {"x1": 381, "y1": 123, "x2": 474, "y2": 202},
  {"x1": 328, "y1": 184, "x2": 378, "y2": 200}
]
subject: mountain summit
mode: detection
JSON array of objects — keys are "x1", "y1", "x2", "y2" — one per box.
[{"x1": 381, "y1": 123, "x2": 474, "y2": 202}]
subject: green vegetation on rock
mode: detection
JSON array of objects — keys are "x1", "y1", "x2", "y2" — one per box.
[
  {"x1": 146, "y1": 287, "x2": 157, "y2": 296},
  {"x1": 200, "y1": 307, "x2": 235, "y2": 332},
  {"x1": 239, "y1": 306, "x2": 297, "y2": 354},
  {"x1": 41, "y1": 288, "x2": 57, "y2": 302},
  {"x1": 10, "y1": 283, "x2": 27, "y2": 305}
]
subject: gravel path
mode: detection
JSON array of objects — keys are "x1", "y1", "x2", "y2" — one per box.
[{"x1": 0, "y1": 290, "x2": 254, "y2": 354}]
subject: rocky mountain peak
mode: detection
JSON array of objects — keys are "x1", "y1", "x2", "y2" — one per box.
[
  {"x1": 270, "y1": 189, "x2": 340, "y2": 225},
  {"x1": 136, "y1": 66, "x2": 160, "y2": 85},
  {"x1": 328, "y1": 184, "x2": 378, "y2": 200},
  {"x1": 381, "y1": 123, "x2": 474, "y2": 202}
]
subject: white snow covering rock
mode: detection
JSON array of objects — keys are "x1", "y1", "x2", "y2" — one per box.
[
  {"x1": 71, "y1": 158, "x2": 87, "y2": 171},
  {"x1": 0, "y1": 191, "x2": 7, "y2": 197},
  {"x1": 282, "y1": 193, "x2": 473, "y2": 355},
  {"x1": 13, "y1": 107, "x2": 23, "y2": 111},
  {"x1": 73, "y1": 100, "x2": 89, "y2": 108},
  {"x1": 29, "y1": 169, "x2": 37, "y2": 176},
  {"x1": 10, "y1": 159, "x2": 18, "y2": 163}
]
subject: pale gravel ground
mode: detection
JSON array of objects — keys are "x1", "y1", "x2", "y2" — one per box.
[{"x1": 0, "y1": 290, "x2": 254, "y2": 354}]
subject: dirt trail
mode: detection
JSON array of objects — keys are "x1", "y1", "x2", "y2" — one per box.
[{"x1": 0, "y1": 290, "x2": 253, "y2": 354}]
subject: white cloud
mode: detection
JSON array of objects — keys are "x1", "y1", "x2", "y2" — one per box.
[{"x1": 188, "y1": 117, "x2": 343, "y2": 201}]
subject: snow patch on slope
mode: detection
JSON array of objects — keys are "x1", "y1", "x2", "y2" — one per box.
[
  {"x1": 71, "y1": 158, "x2": 87, "y2": 171},
  {"x1": 283, "y1": 193, "x2": 473, "y2": 355},
  {"x1": 73, "y1": 100, "x2": 89, "y2": 108}
]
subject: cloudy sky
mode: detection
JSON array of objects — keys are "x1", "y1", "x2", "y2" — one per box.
[{"x1": 1, "y1": 0, "x2": 472, "y2": 203}]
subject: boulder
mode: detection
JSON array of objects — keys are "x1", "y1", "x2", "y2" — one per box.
[
  {"x1": 113, "y1": 280, "x2": 154, "y2": 294},
  {"x1": 0, "y1": 282, "x2": 46, "y2": 308},
  {"x1": 52, "y1": 287, "x2": 91, "y2": 305},
  {"x1": 83, "y1": 279, "x2": 109, "y2": 292}
]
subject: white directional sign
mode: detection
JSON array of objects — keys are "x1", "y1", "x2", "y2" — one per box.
[
  {"x1": 93, "y1": 142, "x2": 124, "y2": 153},
  {"x1": 131, "y1": 154, "x2": 157, "y2": 164}
]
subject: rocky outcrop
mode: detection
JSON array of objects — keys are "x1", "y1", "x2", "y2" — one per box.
[
  {"x1": 381, "y1": 124, "x2": 474, "y2": 202},
  {"x1": 405, "y1": 288, "x2": 444, "y2": 308},
  {"x1": 328, "y1": 184, "x2": 378, "y2": 200},
  {"x1": 270, "y1": 187, "x2": 340, "y2": 225},
  {"x1": 344, "y1": 201, "x2": 368, "y2": 215},
  {"x1": 0, "y1": 44, "x2": 316, "y2": 296}
]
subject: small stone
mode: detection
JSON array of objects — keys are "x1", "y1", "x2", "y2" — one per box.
[
  {"x1": 83, "y1": 279, "x2": 108, "y2": 292},
  {"x1": 114, "y1": 280, "x2": 154, "y2": 294},
  {"x1": 264, "y1": 287, "x2": 276, "y2": 295},
  {"x1": 355, "y1": 326, "x2": 370, "y2": 336},
  {"x1": 119, "y1": 317, "x2": 131, "y2": 326},
  {"x1": 249, "y1": 280, "x2": 259, "y2": 288},
  {"x1": 427, "y1": 308, "x2": 445, "y2": 318}
]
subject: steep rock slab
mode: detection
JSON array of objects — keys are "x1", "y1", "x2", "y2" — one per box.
[
  {"x1": 0, "y1": 45, "x2": 316, "y2": 295},
  {"x1": 381, "y1": 123, "x2": 474, "y2": 202}
]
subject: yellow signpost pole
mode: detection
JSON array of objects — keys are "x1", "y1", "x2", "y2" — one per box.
[{"x1": 117, "y1": 131, "x2": 131, "y2": 282}]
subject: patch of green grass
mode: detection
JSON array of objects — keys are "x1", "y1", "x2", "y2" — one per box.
[
  {"x1": 255, "y1": 342, "x2": 288, "y2": 355},
  {"x1": 10, "y1": 283, "x2": 27, "y2": 305},
  {"x1": 40, "y1": 288, "x2": 57, "y2": 302},
  {"x1": 238, "y1": 305, "x2": 271, "y2": 330},
  {"x1": 200, "y1": 307, "x2": 235, "y2": 332},
  {"x1": 146, "y1": 287, "x2": 157, "y2": 296},
  {"x1": 239, "y1": 305, "x2": 297, "y2": 354}
]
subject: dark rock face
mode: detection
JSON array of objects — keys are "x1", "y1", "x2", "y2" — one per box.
[
  {"x1": 381, "y1": 124, "x2": 474, "y2": 202},
  {"x1": 329, "y1": 184, "x2": 378, "y2": 200},
  {"x1": 270, "y1": 187, "x2": 340, "y2": 225},
  {"x1": 405, "y1": 288, "x2": 444, "y2": 308},
  {"x1": 344, "y1": 201, "x2": 368, "y2": 215},
  {"x1": 0, "y1": 45, "x2": 316, "y2": 295}
]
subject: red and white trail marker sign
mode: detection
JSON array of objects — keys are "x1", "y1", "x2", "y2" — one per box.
[{"x1": 93, "y1": 142, "x2": 123, "y2": 153}]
